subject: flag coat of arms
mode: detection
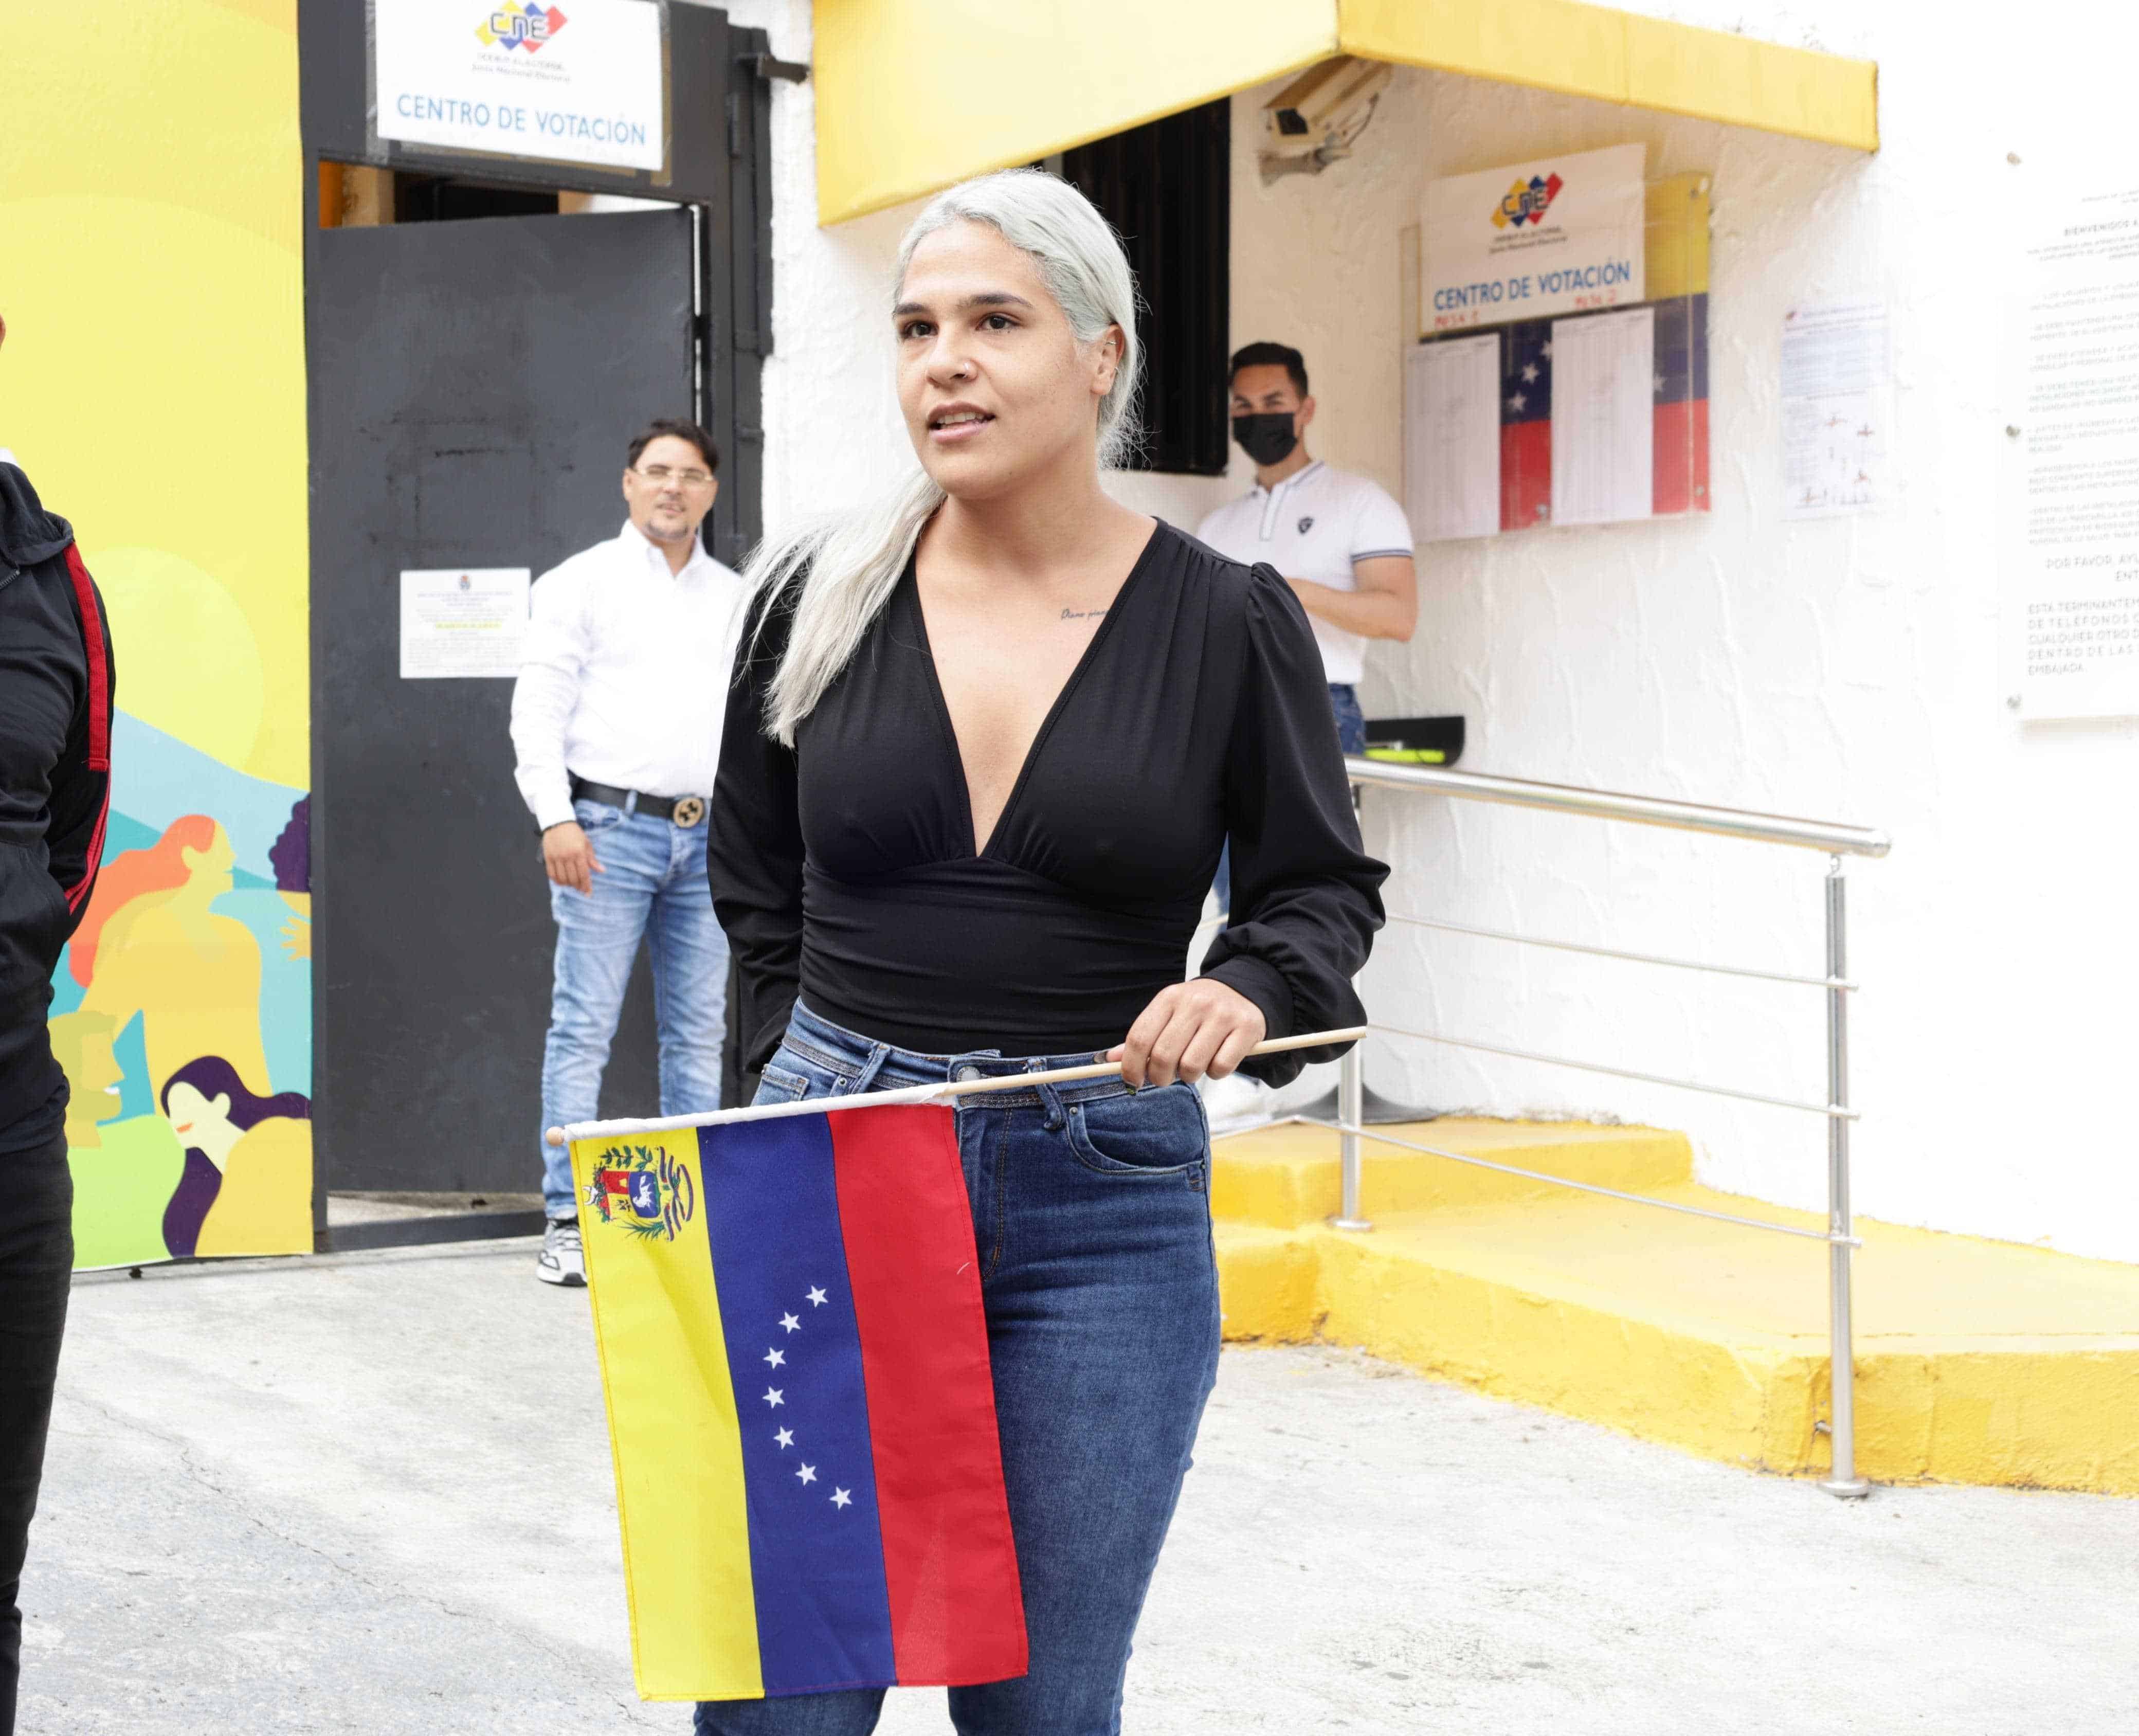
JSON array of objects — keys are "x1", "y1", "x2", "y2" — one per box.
[{"x1": 571, "y1": 1102, "x2": 1027, "y2": 1701}]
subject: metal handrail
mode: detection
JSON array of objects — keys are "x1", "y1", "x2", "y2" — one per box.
[
  {"x1": 1386, "y1": 912, "x2": 1854, "y2": 992},
  {"x1": 1370, "y1": 1021, "x2": 1856, "y2": 1119},
  {"x1": 1285, "y1": 1116, "x2": 1858, "y2": 1246},
  {"x1": 1344, "y1": 756, "x2": 1891, "y2": 858},
  {"x1": 1332, "y1": 758, "x2": 1879, "y2": 1499}
]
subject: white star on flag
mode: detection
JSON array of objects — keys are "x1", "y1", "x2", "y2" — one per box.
[
  {"x1": 780, "y1": 1313, "x2": 801, "y2": 1334},
  {"x1": 1653, "y1": 372, "x2": 1666, "y2": 396},
  {"x1": 831, "y1": 1488, "x2": 852, "y2": 1509},
  {"x1": 764, "y1": 1347, "x2": 785, "y2": 1368},
  {"x1": 1508, "y1": 392, "x2": 1527, "y2": 413},
  {"x1": 775, "y1": 1427, "x2": 794, "y2": 1449},
  {"x1": 807, "y1": 1286, "x2": 828, "y2": 1307},
  {"x1": 764, "y1": 1388, "x2": 784, "y2": 1408},
  {"x1": 797, "y1": 1463, "x2": 817, "y2": 1486},
  {"x1": 1521, "y1": 362, "x2": 1539, "y2": 384}
]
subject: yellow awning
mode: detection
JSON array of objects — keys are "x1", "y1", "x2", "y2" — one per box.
[{"x1": 812, "y1": 0, "x2": 1877, "y2": 226}]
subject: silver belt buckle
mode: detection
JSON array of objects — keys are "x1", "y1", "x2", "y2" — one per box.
[{"x1": 670, "y1": 795, "x2": 706, "y2": 829}]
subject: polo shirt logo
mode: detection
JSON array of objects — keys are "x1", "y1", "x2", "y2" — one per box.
[{"x1": 1297, "y1": 515, "x2": 1315, "y2": 534}]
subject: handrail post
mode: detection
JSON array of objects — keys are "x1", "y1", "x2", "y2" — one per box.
[
  {"x1": 1332, "y1": 1044, "x2": 1371, "y2": 1232},
  {"x1": 1821, "y1": 856, "x2": 1871, "y2": 1498}
]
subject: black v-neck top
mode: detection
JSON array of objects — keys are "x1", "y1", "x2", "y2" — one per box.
[{"x1": 709, "y1": 521, "x2": 1387, "y2": 1087}]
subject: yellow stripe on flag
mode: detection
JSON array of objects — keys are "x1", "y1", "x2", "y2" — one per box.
[
  {"x1": 573, "y1": 1134, "x2": 764, "y2": 1701},
  {"x1": 1644, "y1": 172, "x2": 1711, "y2": 301}
]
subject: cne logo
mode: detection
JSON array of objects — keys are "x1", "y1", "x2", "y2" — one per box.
[
  {"x1": 586, "y1": 1143, "x2": 697, "y2": 1242},
  {"x1": 1493, "y1": 172, "x2": 1565, "y2": 230},
  {"x1": 477, "y1": 3, "x2": 568, "y2": 52}
]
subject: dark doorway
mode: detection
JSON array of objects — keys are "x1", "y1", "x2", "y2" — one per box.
[
  {"x1": 306, "y1": 208, "x2": 696, "y2": 1196},
  {"x1": 1062, "y1": 100, "x2": 1231, "y2": 476},
  {"x1": 393, "y1": 175, "x2": 560, "y2": 224},
  {"x1": 298, "y1": 5, "x2": 775, "y2": 1226}
]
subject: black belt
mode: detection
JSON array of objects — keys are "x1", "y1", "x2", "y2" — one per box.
[{"x1": 569, "y1": 776, "x2": 706, "y2": 828}]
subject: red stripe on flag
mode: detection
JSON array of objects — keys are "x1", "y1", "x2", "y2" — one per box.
[
  {"x1": 1653, "y1": 397, "x2": 1710, "y2": 516},
  {"x1": 829, "y1": 1104, "x2": 1027, "y2": 1687},
  {"x1": 1500, "y1": 421, "x2": 1552, "y2": 531}
]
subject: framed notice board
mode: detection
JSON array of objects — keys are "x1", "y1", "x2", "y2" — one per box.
[{"x1": 1404, "y1": 169, "x2": 1712, "y2": 542}]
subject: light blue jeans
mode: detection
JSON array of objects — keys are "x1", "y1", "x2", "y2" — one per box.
[
  {"x1": 538, "y1": 797, "x2": 727, "y2": 1216},
  {"x1": 696, "y1": 1003, "x2": 1222, "y2": 1735}
]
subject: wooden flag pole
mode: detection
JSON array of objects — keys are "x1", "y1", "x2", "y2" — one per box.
[{"x1": 547, "y1": 1025, "x2": 1367, "y2": 1147}]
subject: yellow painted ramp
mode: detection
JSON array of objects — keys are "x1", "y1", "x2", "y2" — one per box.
[{"x1": 1214, "y1": 1122, "x2": 2139, "y2": 1495}]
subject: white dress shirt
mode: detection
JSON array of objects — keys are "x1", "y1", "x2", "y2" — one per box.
[
  {"x1": 511, "y1": 520, "x2": 750, "y2": 831},
  {"x1": 1194, "y1": 461, "x2": 1415, "y2": 685}
]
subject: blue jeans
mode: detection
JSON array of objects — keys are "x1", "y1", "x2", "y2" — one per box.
[
  {"x1": 538, "y1": 797, "x2": 728, "y2": 1216},
  {"x1": 1214, "y1": 682, "x2": 1364, "y2": 918},
  {"x1": 696, "y1": 1004, "x2": 1222, "y2": 1735}
]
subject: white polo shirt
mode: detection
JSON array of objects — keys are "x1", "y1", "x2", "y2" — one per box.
[{"x1": 1194, "y1": 460, "x2": 1414, "y2": 685}]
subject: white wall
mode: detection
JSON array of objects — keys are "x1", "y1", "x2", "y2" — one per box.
[{"x1": 724, "y1": 0, "x2": 2139, "y2": 1262}]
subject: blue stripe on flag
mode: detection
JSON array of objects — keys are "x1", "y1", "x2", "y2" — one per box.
[
  {"x1": 698, "y1": 1117, "x2": 896, "y2": 1695},
  {"x1": 1653, "y1": 293, "x2": 1709, "y2": 405},
  {"x1": 1500, "y1": 319, "x2": 1553, "y2": 425}
]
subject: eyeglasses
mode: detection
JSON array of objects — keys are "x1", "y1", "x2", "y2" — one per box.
[{"x1": 633, "y1": 464, "x2": 715, "y2": 488}]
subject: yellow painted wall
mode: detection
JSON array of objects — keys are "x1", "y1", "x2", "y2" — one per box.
[
  {"x1": 1, "y1": 0, "x2": 314, "y2": 1268},
  {"x1": 2, "y1": 0, "x2": 308, "y2": 785},
  {"x1": 810, "y1": 0, "x2": 1876, "y2": 224}
]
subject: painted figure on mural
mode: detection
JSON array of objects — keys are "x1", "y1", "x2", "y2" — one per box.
[
  {"x1": 46, "y1": 1006, "x2": 183, "y2": 1267},
  {"x1": 270, "y1": 794, "x2": 310, "y2": 962},
  {"x1": 59, "y1": 812, "x2": 310, "y2": 1260},
  {"x1": 71, "y1": 813, "x2": 272, "y2": 1098},
  {"x1": 157, "y1": 1056, "x2": 310, "y2": 1260}
]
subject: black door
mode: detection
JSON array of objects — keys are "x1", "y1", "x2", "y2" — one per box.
[{"x1": 307, "y1": 208, "x2": 695, "y2": 1194}]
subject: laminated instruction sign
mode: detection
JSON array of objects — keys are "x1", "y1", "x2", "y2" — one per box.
[
  {"x1": 2000, "y1": 167, "x2": 2139, "y2": 718},
  {"x1": 1422, "y1": 144, "x2": 1646, "y2": 334},
  {"x1": 374, "y1": 0, "x2": 666, "y2": 174},
  {"x1": 400, "y1": 569, "x2": 531, "y2": 679}
]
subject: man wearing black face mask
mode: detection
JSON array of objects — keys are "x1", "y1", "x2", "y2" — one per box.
[
  {"x1": 1195, "y1": 341, "x2": 1417, "y2": 758},
  {"x1": 1195, "y1": 343, "x2": 1415, "y2": 1132}
]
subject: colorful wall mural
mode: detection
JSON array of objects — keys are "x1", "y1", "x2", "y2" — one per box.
[{"x1": 1, "y1": 1, "x2": 311, "y2": 1268}]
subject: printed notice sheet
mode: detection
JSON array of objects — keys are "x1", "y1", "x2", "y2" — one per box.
[
  {"x1": 2000, "y1": 170, "x2": 2139, "y2": 718},
  {"x1": 1550, "y1": 306, "x2": 1655, "y2": 526},
  {"x1": 1405, "y1": 336, "x2": 1501, "y2": 542},
  {"x1": 399, "y1": 568, "x2": 531, "y2": 679},
  {"x1": 1782, "y1": 301, "x2": 1890, "y2": 518}
]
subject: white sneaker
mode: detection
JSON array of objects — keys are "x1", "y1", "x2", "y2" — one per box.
[
  {"x1": 1200, "y1": 1071, "x2": 1275, "y2": 1136},
  {"x1": 537, "y1": 1217, "x2": 585, "y2": 1287}
]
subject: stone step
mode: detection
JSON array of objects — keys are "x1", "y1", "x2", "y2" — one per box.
[
  {"x1": 1210, "y1": 1127, "x2": 2139, "y2": 1494},
  {"x1": 1211, "y1": 1116, "x2": 1691, "y2": 1229}
]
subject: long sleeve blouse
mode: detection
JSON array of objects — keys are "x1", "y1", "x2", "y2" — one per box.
[{"x1": 708, "y1": 521, "x2": 1387, "y2": 1088}]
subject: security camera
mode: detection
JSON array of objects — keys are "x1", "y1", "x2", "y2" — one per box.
[{"x1": 1259, "y1": 57, "x2": 1391, "y2": 184}]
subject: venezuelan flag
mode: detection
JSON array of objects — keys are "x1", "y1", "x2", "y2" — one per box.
[
  {"x1": 571, "y1": 1102, "x2": 1027, "y2": 1702},
  {"x1": 1494, "y1": 171, "x2": 1712, "y2": 528}
]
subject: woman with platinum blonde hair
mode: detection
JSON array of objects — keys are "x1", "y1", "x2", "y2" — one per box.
[{"x1": 707, "y1": 169, "x2": 1384, "y2": 1733}]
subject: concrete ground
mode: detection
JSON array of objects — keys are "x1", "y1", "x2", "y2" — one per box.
[{"x1": 22, "y1": 1239, "x2": 2139, "y2": 1734}]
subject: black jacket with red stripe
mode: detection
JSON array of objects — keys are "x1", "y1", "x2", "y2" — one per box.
[{"x1": 0, "y1": 460, "x2": 114, "y2": 1150}]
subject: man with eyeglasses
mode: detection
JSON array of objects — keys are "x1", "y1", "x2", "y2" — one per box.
[{"x1": 510, "y1": 419, "x2": 746, "y2": 1286}]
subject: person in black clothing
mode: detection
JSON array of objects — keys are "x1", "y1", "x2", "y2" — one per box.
[
  {"x1": 702, "y1": 171, "x2": 1384, "y2": 1734},
  {"x1": 0, "y1": 311, "x2": 117, "y2": 1736}
]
